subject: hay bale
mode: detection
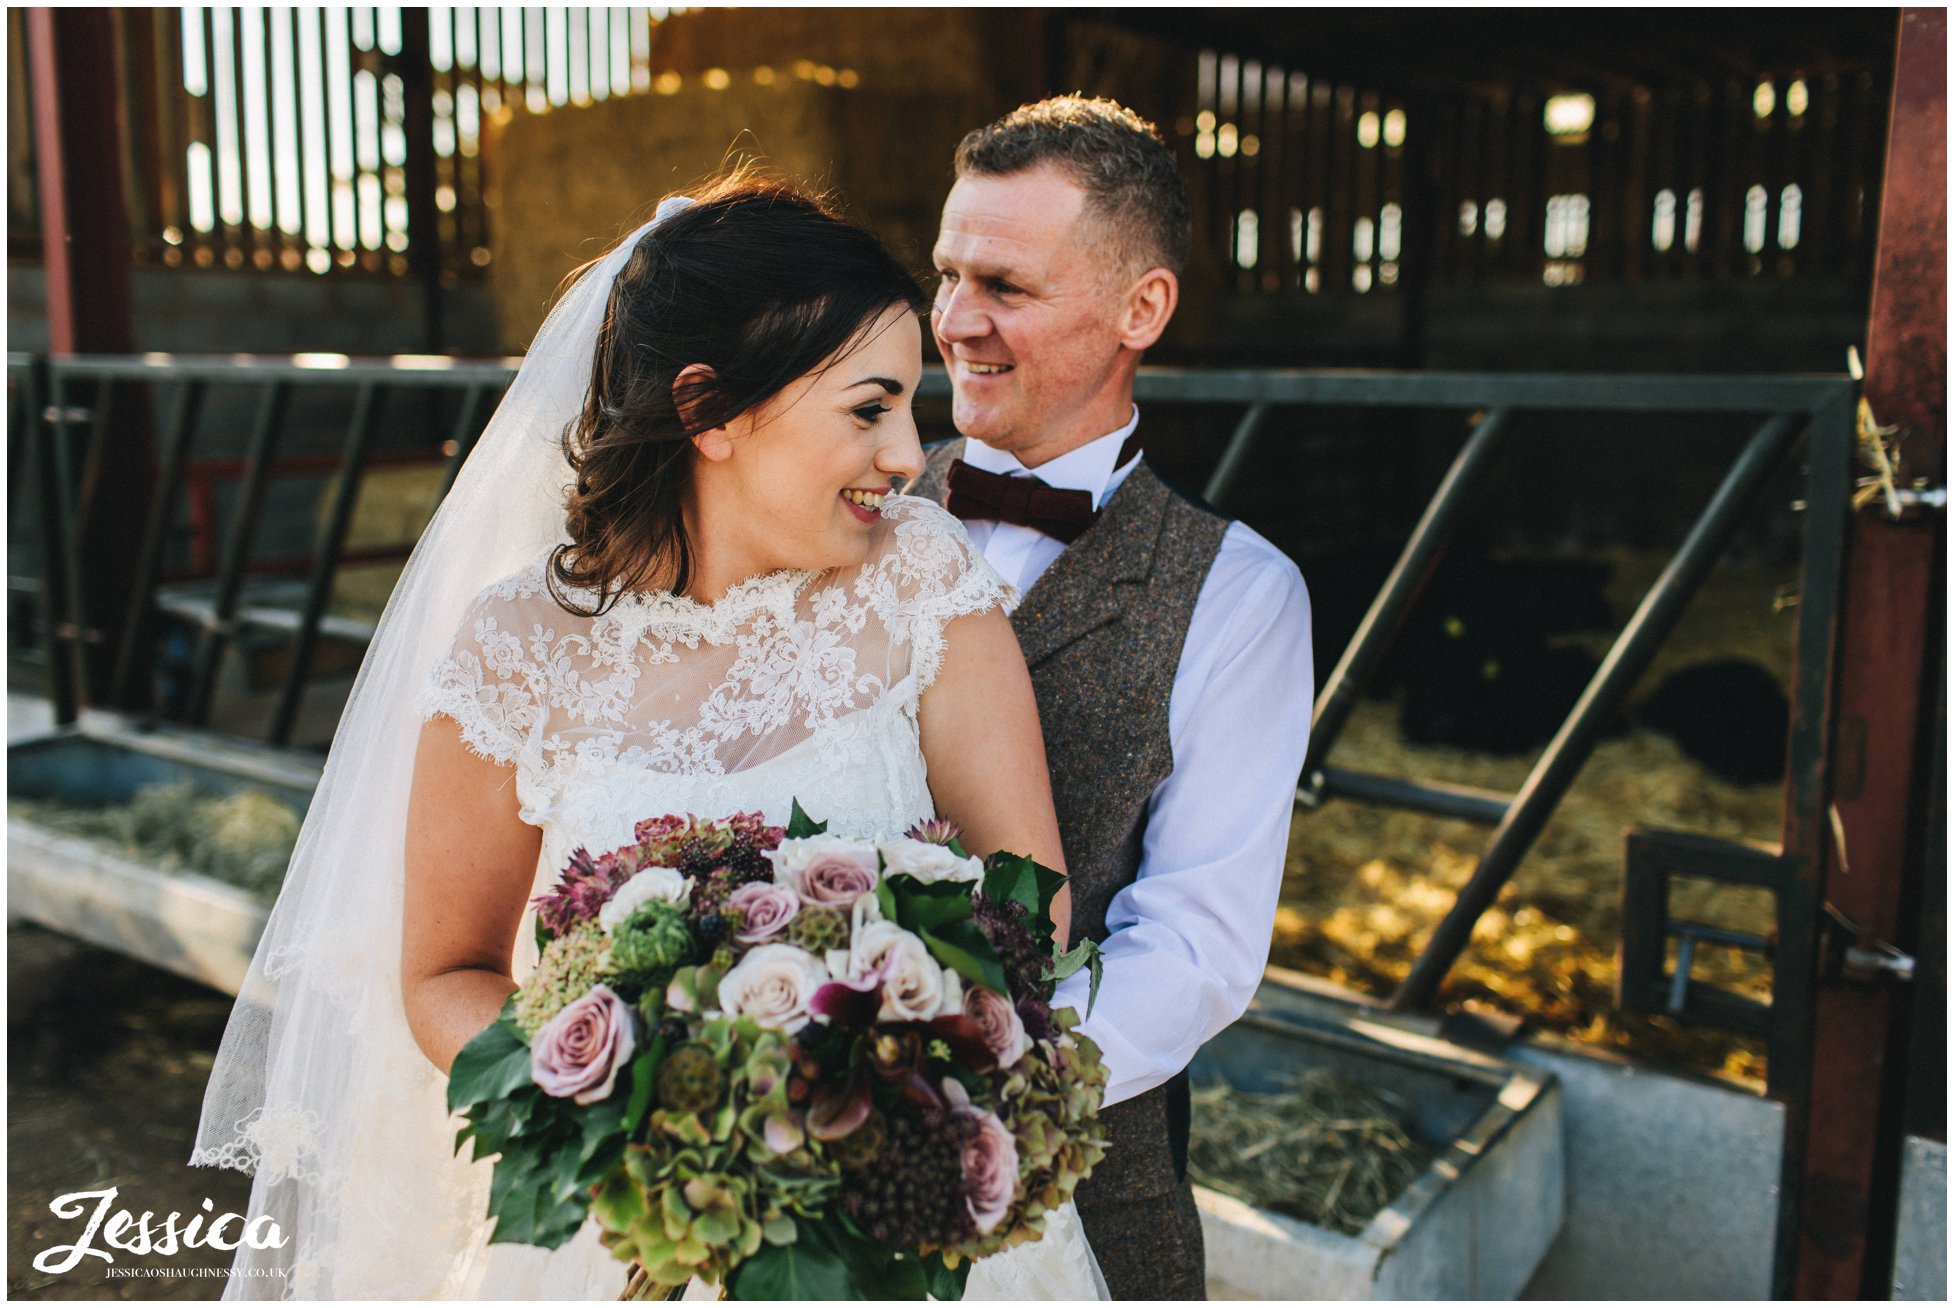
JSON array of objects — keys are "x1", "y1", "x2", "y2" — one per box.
[{"x1": 1189, "y1": 1071, "x2": 1432, "y2": 1235}]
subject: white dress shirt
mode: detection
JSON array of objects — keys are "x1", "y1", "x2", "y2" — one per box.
[{"x1": 956, "y1": 410, "x2": 1314, "y2": 1106}]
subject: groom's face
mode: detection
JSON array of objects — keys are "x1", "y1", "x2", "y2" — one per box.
[{"x1": 932, "y1": 166, "x2": 1130, "y2": 467}]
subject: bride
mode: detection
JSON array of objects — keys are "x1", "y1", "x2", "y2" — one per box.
[{"x1": 191, "y1": 178, "x2": 1107, "y2": 1300}]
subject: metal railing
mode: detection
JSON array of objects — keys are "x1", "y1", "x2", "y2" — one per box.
[{"x1": 10, "y1": 353, "x2": 1857, "y2": 1041}]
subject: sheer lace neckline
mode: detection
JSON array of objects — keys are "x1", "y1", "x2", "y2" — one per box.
[{"x1": 553, "y1": 561, "x2": 823, "y2": 636}]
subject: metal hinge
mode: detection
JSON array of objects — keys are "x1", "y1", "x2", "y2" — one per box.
[{"x1": 1820, "y1": 902, "x2": 1917, "y2": 985}]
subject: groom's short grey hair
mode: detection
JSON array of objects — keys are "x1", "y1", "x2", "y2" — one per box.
[{"x1": 954, "y1": 95, "x2": 1191, "y2": 283}]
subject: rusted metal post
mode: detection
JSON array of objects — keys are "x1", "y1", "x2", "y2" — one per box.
[
  {"x1": 26, "y1": 7, "x2": 155, "y2": 710},
  {"x1": 1781, "y1": 8, "x2": 1946, "y2": 1299}
]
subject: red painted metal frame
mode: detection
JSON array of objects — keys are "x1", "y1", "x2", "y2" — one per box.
[
  {"x1": 27, "y1": 8, "x2": 155, "y2": 710},
  {"x1": 1784, "y1": 8, "x2": 1946, "y2": 1299}
]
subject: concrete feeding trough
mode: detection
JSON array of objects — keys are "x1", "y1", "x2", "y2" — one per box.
[
  {"x1": 7, "y1": 715, "x2": 319, "y2": 995},
  {"x1": 1192, "y1": 978, "x2": 1565, "y2": 1300}
]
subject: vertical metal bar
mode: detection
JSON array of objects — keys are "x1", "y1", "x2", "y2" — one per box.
[
  {"x1": 1302, "y1": 407, "x2": 1511, "y2": 785},
  {"x1": 269, "y1": 382, "x2": 384, "y2": 746},
  {"x1": 397, "y1": 9, "x2": 445, "y2": 348},
  {"x1": 1770, "y1": 386, "x2": 1861, "y2": 1295},
  {"x1": 186, "y1": 380, "x2": 291, "y2": 725},
  {"x1": 1201, "y1": 402, "x2": 1270, "y2": 507},
  {"x1": 1392, "y1": 411, "x2": 1805, "y2": 1011},
  {"x1": 71, "y1": 375, "x2": 115, "y2": 540},
  {"x1": 436, "y1": 383, "x2": 487, "y2": 499},
  {"x1": 110, "y1": 378, "x2": 205, "y2": 705},
  {"x1": 1784, "y1": 17, "x2": 1945, "y2": 1294},
  {"x1": 47, "y1": 368, "x2": 92, "y2": 707},
  {"x1": 23, "y1": 360, "x2": 78, "y2": 724}
]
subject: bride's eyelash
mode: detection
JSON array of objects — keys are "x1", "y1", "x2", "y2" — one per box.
[{"x1": 853, "y1": 404, "x2": 892, "y2": 424}]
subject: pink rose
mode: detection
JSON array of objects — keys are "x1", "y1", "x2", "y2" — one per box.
[
  {"x1": 729, "y1": 881, "x2": 802, "y2": 944},
  {"x1": 964, "y1": 985, "x2": 1030, "y2": 1068},
  {"x1": 531, "y1": 985, "x2": 636, "y2": 1105},
  {"x1": 944, "y1": 1079, "x2": 1019, "y2": 1235},
  {"x1": 767, "y1": 834, "x2": 879, "y2": 907}
]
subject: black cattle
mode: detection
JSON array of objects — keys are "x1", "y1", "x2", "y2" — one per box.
[
  {"x1": 1301, "y1": 537, "x2": 1620, "y2": 754},
  {"x1": 1638, "y1": 658, "x2": 1790, "y2": 785}
]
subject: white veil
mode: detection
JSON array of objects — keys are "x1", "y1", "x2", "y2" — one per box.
[{"x1": 189, "y1": 196, "x2": 696, "y2": 1300}]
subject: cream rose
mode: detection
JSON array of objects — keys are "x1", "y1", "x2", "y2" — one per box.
[
  {"x1": 716, "y1": 944, "x2": 830, "y2": 1034},
  {"x1": 964, "y1": 984, "x2": 1030, "y2": 1068},
  {"x1": 841, "y1": 920, "x2": 963, "y2": 1023},
  {"x1": 766, "y1": 834, "x2": 880, "y2": 907},
  {"x1": 875, "y1": 836, "x2": 983, "y2": 885},
  {"x1": 598, "y1": 866, "x2": 691, "y2": 934}
]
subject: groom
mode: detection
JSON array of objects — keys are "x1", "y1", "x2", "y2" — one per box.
[{"x1": 911, "y1": 97, "x2": 1314, "y2": 1299}]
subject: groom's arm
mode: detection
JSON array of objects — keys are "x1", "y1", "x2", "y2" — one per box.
[{"x1": 1050, "y1": 524, "x2": 1312, "y2": 1107}]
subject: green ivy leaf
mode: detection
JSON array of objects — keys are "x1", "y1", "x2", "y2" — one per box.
[
  {"x1": 728, "y1": 1221, "x2": 858, "y2": 1299},
  {"x1": 980, "y1": 852, "x2": 1040, "y2": 917},
  {"x1": 447, "y1": 1019, "x2": 533, "y2": 1113},
  {"x1": 888, "y1": 877, "x2": 975, "y2": 933},
  {"x1": 622, "y1": 1037, "x2": 662, "y2": 1133},
  {"x1": 787, "y1": 798, "x2": 829, "y2": 840},
  {"x1": 921, "y1": 1252, "x2": 971, "y2": 1301},
  {"x1": 1046, "y1": 938, "x2": 1105, "y2": 1017},
  {"x1": 920, "y1": 918, "x2": 1008, "y2": 995},
  {"x1": 483, "y1": 1134, "x2": 588, "y2": 1249}
]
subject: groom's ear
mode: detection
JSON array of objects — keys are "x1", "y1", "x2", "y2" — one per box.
[
  {"x1": 1116, "y1": 268, "x2": 1179, "y2": 353},
  {"x1": 675, "y1": 363, "x2": 734, "y2": 462}
]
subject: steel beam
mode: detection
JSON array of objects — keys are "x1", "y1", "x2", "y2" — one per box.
[
  {"x1": 1782, "y1": 10, "x2": 1946, "y2": 1297},
  {"x1": 1304, "y1": 407, "x2": 1509, "y2": 774},
  {"x1": 1393, "y1": 412, "x2": 1805, "y2": 1011},
  {"x1": 268, "y1": 384, "x2": 386, "y2": 747}
]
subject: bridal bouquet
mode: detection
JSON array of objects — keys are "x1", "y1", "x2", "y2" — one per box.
[{"x1": 446, "y1": 804, "x2": 1106, "y2": 1299}]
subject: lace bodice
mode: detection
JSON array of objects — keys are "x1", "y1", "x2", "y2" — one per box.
[
  {"x1": 397, "y1": 495, "x2": 1105, "y2": 1301},
  {"x1": 416, "y1": 494, "x2": 1010, "y2": 979}
]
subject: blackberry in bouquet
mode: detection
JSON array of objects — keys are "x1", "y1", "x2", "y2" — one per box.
[{"x1": 446, "y1": 803, "x2": 1107, "y2": 1299}]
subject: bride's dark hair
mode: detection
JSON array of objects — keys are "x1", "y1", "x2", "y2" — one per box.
[{"x1": 550, "y1": 174, "x2": 928, "y2": 615}]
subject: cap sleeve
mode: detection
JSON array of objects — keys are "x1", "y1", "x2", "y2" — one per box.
[
  {"x1": 414, "y1": 561, "x2": 555, "y2": 766},
  {"x1": 863, "y1": 495, "x2": 1015, "y2": 699}
]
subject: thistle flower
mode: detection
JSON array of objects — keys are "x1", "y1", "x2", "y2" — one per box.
[
  {"x1": 532, "y1": 847, "x2": 632, "y2": 936},
  {"x1": 514, "y1": 922, "x2": 611, "y2": 1037},
  {"x1": 904, "y1": 818, "x2": 962, "y2": 847}
]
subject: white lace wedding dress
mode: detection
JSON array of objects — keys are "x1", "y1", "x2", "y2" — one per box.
[{"x1": 411, "y1": 495, "x2": 1105, "y2": 1301}]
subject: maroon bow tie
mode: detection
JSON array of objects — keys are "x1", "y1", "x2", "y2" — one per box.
[
  {"x1": 946, "y1": 460, "x2": 1098, "y2": 543},
  {"x1": 943, "y1": 433, "x2": 1143, "y2": 544}
]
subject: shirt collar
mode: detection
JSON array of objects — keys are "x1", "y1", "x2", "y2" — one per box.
[{"x1": 961, "y1": 406, "x2": 1141, "y2": 512}]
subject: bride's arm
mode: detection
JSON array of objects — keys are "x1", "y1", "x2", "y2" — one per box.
[
  {"x1": 400, "y1": 717, "x2": 542, "y2": 1074},
  {"x1": 917, "y1": 605, "x2": 1071, "y2": 944}
]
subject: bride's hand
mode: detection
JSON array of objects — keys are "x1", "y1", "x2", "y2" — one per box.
[
  {"x1": 917, "y1": 606, "x2": 1071, "y2": 946},
  {"x1": 400, "y1": 717, "x2": 541, "y2": 1074}
]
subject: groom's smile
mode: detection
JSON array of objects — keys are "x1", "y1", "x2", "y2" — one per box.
[{"x1": 932, "y1": 165, "x2": 1137, "y2": 469}]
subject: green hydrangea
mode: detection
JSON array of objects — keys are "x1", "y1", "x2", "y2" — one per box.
[
  {"x1": 944, "y1": 1008, "x2": 1107, "y2": 1266},
  {"x1": 513, "y1": 922, "x2": 610, "y2": 1037},
  {"x1": 593, "y1": 1143, "x2": 769, "y2": 1290},
  {"x1": 606, "y1": 900, "x2": 696, "y2": 994}
]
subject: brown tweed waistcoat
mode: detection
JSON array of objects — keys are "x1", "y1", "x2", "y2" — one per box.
[{"x1": 911, "y1": 440, "x2": 1228, "y2": 1297}]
